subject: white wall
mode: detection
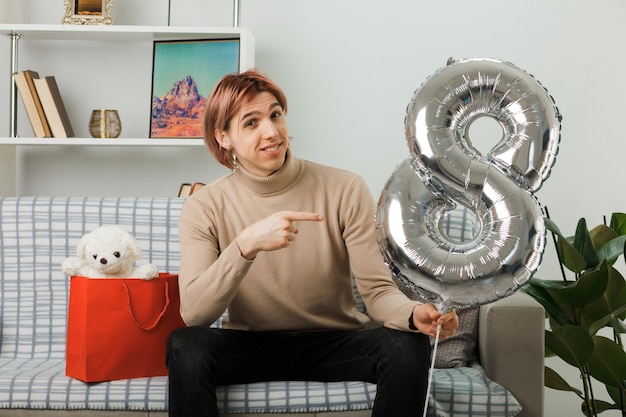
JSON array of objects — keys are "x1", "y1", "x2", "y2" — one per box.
[{"x1": 2, "y1": 1, "x2": 625, "y2": 416}]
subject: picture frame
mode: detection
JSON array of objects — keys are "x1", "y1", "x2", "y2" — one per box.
[
  {"x1": 62, "y1": 0, "x2": 113, "y2": 25},
  {"x1": 150, "y1": 39, "x2": 240, "y2": 139}
]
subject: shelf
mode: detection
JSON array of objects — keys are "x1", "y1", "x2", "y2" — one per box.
[
  {"x1": 0, "y1": 24, "x2": 252, "y2": 42},
  {"x1": 2, "y1": 23, "x2": 254, "y2": 197},
  {"x1": 4, "y1": 23, "x2": 254, "y2": 140},
  {"x1": 0, "y1": 137, "x2": 205, "y2": 146}
]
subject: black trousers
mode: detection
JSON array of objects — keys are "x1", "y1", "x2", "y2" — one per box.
[{"x1": 166, "y1": 326, "x2": 431, "y2": 417}]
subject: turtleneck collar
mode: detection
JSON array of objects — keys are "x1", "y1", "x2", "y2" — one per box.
[{"x1": 232, "y1": 149, "x2": 305, "y2": 196}]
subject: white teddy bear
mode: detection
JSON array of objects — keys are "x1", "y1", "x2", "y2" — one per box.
[{"x1": 61, "y1": 225, "x2": 159, "y2": 279}]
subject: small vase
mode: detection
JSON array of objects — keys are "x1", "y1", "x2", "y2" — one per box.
[{"x1": 89, "y1": 109, "x2": 121, "y2": 138}]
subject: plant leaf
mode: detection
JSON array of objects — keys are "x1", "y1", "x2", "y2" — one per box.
[
  {"x1": 596, "y1": 234, "x2": 626, "y2": 266},
  {"x1": 606, "y1": 384, "x2": 626, "y2": 410},
  {"x1": 558, "y1": 262, "x2": 609, "y2": 310},
  {"x1": 526, "y1": 277, "x2": 567, "y2": 291},
  {"x1": 610, "y1": 212, "x2": 626, "y2": 235},
  {"x1": 522, "y1": 279, "x2": 572, "y2": 326},
  {"x1": 546, "y1": 218, "x2": 587, "y2": 273},
  {"x1": 546, "y1": 325, "x2": 594, "y2": 369},
  {"x1": 590, "y1": 225, "x2": 618, "y2": 252},
  {"x1": 544, "y1": 365, "x2": 583, "y2": 395},
  {"x1": 582, "y1": 267, "x2": 626, "y2": 334},
  {"x1": 583, "y1": 399, "x2": 622, "y2": 414},
  {"x1": 573, "y1": 218, "x2": 600, "y2": 269},
  {"x1": 587, "y1": 335, "x2": 626, "y2": 390},
  {"x1": 586, "y1": 305, "x2": 626, "y2": 337}
]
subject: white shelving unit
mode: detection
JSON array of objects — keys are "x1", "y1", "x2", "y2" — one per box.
[
  {"x1": 0, "y1": 137, "x2": 204, "y2": 146},
  {"x1": 0, "y1": 24, "x2": 254, "y2": 196}
]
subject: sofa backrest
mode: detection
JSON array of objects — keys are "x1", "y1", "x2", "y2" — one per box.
[{"x1": 0, "y1": 197, "x2": 184, "y2": 359}]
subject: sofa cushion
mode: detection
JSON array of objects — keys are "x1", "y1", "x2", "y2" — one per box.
[
  {"x1": 0, "y1": 360, "x2": 520, "y2": 416},
  {"x1": 429, "y1": 363, "x2": 522, "y2": 417},
  {"x1": 431, "y1": 307, "x2": 479, "y2": 368}
]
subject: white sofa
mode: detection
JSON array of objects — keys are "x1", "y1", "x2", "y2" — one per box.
[{"x1": 0, "y1": 197, "x2": 544, "y2": 417}]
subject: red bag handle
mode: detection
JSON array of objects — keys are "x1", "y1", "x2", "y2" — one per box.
[{"x1": 123, "y1": 281, "x2": 170, "y2": 331}]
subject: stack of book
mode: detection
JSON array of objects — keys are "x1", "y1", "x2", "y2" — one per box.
[
  {"x1": 13, "y1": 69, "x2": 75, "y2": 138},
  {"x1": 178, "y1": 182, "x2": 206, "y2": 197}
]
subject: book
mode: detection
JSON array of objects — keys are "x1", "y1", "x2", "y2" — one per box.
[
  {"x1": 33, "y1": 76, "x2": 75, "y2": 138},
  {"x1": 190, "y1": 182, "x2": 205, "y2": 194},
  {"x1": 13, "y1": 70, "x2": 52, "y2": 137},
  {"x1": 177, "y1": 183, "x2": 192, "y2": 197}
]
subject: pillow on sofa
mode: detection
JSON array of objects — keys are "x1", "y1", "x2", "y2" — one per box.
[
  {"x1": 429, "y1": 362, "x2": 522, "y2": 417},
  {"x1": 431, "y1": 307, "x2": 479, "y2": 368}
]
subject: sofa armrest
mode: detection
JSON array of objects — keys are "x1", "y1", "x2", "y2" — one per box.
[{"x1": 479, "y1": 291, "x2": 545, "y2": 417}]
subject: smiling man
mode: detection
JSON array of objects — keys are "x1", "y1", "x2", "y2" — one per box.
[{"x1": 166, "y1": 69, "x2": 458, "y2": 417}]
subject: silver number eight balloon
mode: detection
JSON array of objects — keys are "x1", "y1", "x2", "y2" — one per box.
[{"x1": 376, "y1": 58, "x2": 562, "y2": 311}]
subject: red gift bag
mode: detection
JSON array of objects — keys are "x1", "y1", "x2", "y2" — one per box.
[{"x1": 66, "y1": 273, "x2": 186, "y2": 382}]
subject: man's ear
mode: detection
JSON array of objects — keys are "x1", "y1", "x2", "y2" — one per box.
[{"x1": 214, "y1": 129, "x2": 231, "y2": 150}]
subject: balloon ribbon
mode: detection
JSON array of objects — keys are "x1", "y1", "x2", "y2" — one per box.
[{"x1": 423, "y1": 324, "x2": 441, "y2": 417}]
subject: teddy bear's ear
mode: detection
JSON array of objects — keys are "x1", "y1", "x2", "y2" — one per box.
[
  {"x1": 124, "y1": 232, "x2": 143, "y2": 261},
  {"x1": 76, "y1": 231, "x2": 90, "y2": 259}
]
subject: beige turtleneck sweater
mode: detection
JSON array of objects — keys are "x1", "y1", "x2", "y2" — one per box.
[{"x1": 177, "y1": 152, "x2": 419, "y2": 331}]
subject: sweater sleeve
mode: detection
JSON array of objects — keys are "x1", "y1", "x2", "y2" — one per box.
[
  {"x1": 177, "y1": 196, "x2": 254, "y2": 326},
  {"x1": 342, "y1": 176, "x2": 422, "y2": 332}
]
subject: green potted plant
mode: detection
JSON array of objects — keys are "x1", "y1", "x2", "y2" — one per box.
[{"x1": 522, "y1": 212, "x2": 626, "y2": 416}]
